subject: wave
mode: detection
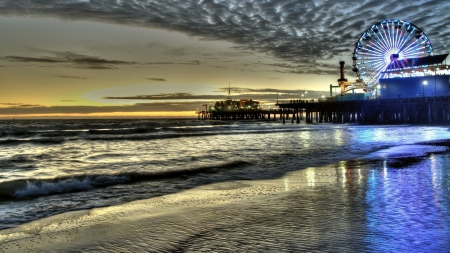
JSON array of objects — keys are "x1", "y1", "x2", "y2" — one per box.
[
  {"x1": 88, "y1": 127, "x2": 155, "y2": 135},
  {"x1": 0, "y1": 119, "x2": 316, "y2": 146},
  {"x1": 0, "y1": 161, "x2": 252, "y2": 200},
  {"x1": 39, "y1": 131, "x2": 82, "y2": 137},
  {"x1": 0, "y1": 137, "x2": 65, "y2": 145}
]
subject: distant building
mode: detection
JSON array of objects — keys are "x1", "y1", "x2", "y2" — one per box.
[{"x1": 209, "y1": 99, "x2": 261, "y2": 112}]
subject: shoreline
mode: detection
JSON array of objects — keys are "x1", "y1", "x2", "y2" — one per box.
[
  {"x1": 0, "y1": 161, "x2": 363, "y2": 252},
  {"x1": 1, "y1": 148, "x2": 449, "y2": 252}
]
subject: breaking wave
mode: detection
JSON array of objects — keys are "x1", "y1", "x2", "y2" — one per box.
[{"x1": 0, "y1": 161, "x2": 252, "y2": 200}]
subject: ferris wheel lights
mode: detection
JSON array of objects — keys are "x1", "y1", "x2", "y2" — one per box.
[{"x1": 353, "y1": 19, "x2": 432, "y2": 87}]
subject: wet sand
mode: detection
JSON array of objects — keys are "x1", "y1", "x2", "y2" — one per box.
[{"x1": 1, "y1": 151, "x2": 450, "y2": 252}]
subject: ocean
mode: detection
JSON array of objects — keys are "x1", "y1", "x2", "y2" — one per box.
[{"x1": 1, "y1": 119, "x2": 450, "y2": 251}]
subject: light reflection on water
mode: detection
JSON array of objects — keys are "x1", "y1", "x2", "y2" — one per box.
[
  {"x1": 363, "y1": 155, "x2": 450, "y2": 252},
  {"x1": 275, "y1": 153, "x2": 450, "y2": 252}
]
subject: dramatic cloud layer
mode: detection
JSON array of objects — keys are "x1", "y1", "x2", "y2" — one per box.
[{"x1": 2, "y1": 0, "x2": 450, "y2": 69}]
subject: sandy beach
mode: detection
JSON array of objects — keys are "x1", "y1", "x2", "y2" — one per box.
[{"x1": 1, "y1": 149, "x2": 449, "y2": 252}]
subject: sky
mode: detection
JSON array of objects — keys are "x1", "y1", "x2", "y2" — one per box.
[{"x1": 1, "y1": 0, "x2": 450, "y2": 118}]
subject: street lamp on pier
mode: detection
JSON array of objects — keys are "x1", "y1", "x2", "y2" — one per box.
[
  {"x1": 300, "y1": 90, "x2": 307, "y2": 100},
  {"x1": 423, "y1": 80, "x2": 428, "y2": 97}
]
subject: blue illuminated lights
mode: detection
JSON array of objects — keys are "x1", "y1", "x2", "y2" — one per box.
[{"x1": 352, "y1": 20, "x2": 433, "y2": 91}]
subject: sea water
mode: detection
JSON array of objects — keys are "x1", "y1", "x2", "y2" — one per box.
[{"x1": 0, "y1": 119, "x2": 450, "y2": 250}]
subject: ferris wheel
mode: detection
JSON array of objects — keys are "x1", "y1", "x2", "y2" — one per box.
[{"x1": 352, "y1": 19, "x2": 433, "y2": 89}]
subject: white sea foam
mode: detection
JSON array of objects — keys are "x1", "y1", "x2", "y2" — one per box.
[{"x1": 13, "y1": 176, "x2": 129, "y2": 198}]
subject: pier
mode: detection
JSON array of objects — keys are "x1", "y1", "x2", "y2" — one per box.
[{"x1": 198, "y1": 96, "x2": 450, "y2": 124}]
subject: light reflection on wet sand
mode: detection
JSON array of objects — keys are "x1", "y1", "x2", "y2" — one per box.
[{"x1": 1, "y1": 152, "x2": 449, "y2": 252}]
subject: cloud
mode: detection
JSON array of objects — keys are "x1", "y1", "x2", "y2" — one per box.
[
  {"x1": 55, "y1": 75, "x2": 87, "y2": 79},
  {"x1": 103, "y1": 89, "x2": 327, "y2": 102},
  {"x1": 147, "y1": 78, "x2": 167, "y2": 82},
  {"x1": 0, "y1": 103, "x2": 41, "y2": 108},
  {"x1": 0, "y1": 102, "x2": 206, "y2": 115},
  {"x1": 165, "y1": 47, "x2": 186, "y2": 57},
  {"x1": 1, "y1": 0, "x2": 450, "y2": 78},
  {"x1": 0, "y1": 88, "x2": 330, "y2": 116},
  {"x1": 146, "y1": 60, "x2": 201, "y2": 65},
  {"x1": 210, "y1": 65, "x2": 229, "y2": 70},
  {"x1": 266, "y1": 61, "x2": 352, "y2": 76},
  {"x1": 2, "y1": 51, "x2": 138, "y2": 69},
  {"x1": 2, "y1": 0, "x2": 449, "y2": 70},
  {"x1": 103, "y1": 92, "x2": 221, "y2": 100},
  {"x1": 3, "y1": 56, "x2": 64, "y2": 63},
  {"x1": 215, "y1": 87, "x2": 311, "y2": 95},
  {"x1": 179, "y1": 60, "x2": 201, "y2": 65}
]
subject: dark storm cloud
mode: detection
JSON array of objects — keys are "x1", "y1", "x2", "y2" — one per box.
[
  {"x1": 1, "y1": 0, "x2": 449, "y2": 70},
  {"x1": 147, "y1": 78, "x2": 167, "y2": 81},
  {"x1": 2, "y1": 51, "x2": 138, "y2": 69}
]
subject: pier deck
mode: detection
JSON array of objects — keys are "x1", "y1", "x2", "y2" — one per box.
[{"x1": 198, "y1": 96, "x2": 450, "y2": 124}]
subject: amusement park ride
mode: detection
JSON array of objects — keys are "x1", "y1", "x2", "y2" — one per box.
[{"x1": 340, "y1": 19, "x2": 450, "y2": 99}]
